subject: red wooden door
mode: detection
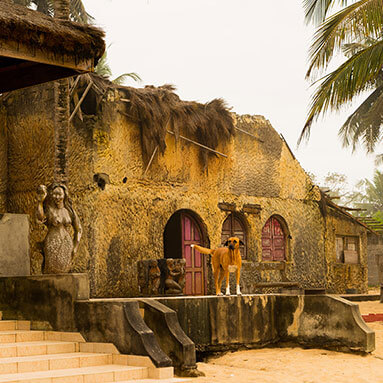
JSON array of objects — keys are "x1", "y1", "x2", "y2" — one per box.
[
  {"x1": 182, "y1": 213, "x2": 205, "y2": 295},
  {"x1": 262, "y1": 217, "x2": 285, "y2": 261}
]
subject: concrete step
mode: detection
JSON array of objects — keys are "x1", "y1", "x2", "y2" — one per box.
[
  {"x1": 0, "y1": 340, "x2": 77, "y2": 358},
  {"x1": 0, "y1": 331, "x2": 84, "y2": 343},
  {"x1": 0, "y1": 364, "x2": 148, "y2": 382},
  {"x1": 0, "y1": 321, "x2": 30, "y2": 331},
  {"x1": 111, "y1": 379, "x2": 193, "y2": 383},
  {"x1": 0, "y1": 316, "x2": 180, "y2": 381},
  {"x1": 0, "y1": 352, "x2": 112, "y2": 374}
]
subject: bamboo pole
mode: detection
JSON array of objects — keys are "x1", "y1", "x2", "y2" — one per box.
[
  {"x1": 69, "y1": 79, "x2": 93, "y2": 122},
  {"x1": 143, "y1": 146, "x2": 159, "y2": 176},
  {"x1": 166, "y1": 130, "x2": 227, "y2": 158},
  {"x1": 234, "y1": 126, "x2": 264, "y2": 142}
]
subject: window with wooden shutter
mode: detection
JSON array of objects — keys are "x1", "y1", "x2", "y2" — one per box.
[
  {"x1": 221, "y1": 214, "x2": 247, "y2": 259},
  {"x1": 336, "y1": 235, "x2": 359, "y2": 264}
]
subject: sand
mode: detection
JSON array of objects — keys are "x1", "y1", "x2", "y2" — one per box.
[{"x1": 193, "y1": 300, "x2": 383, "y2": 383}]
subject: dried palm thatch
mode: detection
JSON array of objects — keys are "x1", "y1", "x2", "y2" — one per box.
[
  {"x1": 0, "y1": 2, "x2": 105, "y2": 63},
  {"x1": 78, "y1": 74, "x2": 235, "y2": 167},
  {"x1": 121, "y1": 84, "x2": 235, "y2": 166}
]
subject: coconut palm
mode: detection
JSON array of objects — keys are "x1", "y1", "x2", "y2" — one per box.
[
  {"x1": 12, "y1": 0, "x2": 92, "y2": 23},
  {"x1": 95, "y1": 49, "x2": 141, "y2": 85},
  {"x1": 299, "y1": 0, "x2": 383, "y2": 154}
]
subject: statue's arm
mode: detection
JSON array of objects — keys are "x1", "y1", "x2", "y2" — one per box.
[
  {"x1": 72, "y1": 210, "x2": 82, "y2": 255},
  {"x1": 36, "y1": 185, "x2": 47, "y2": 224}
]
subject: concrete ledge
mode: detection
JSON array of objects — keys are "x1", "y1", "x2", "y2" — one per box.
[
  {"x1": 156, "y1": 295, "x2": 278, "y2": 352},
  {"x1": 0, "y1": 273, "x2": 89, "y2": 331},
  {"x1": 276, "y1": 295, "x2": 375, "y2": 353},
  {"x1": 341, "y1": 294, "x2": 380, "y2": 302}
]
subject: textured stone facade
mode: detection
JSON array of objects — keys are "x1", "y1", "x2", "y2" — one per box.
[
  {"x1": 0, "y1": 82, "x2": 369, "y2": 296},
  {"x1": 367, "y1": 233, "x2": 383, "y2": 286}
]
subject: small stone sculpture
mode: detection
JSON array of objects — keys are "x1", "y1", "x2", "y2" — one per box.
[
  {"x1": 36, "y1": 183, "x2": 82, "y2": 274},
  {"x1": 164, "y1": 258, "x2": 186, "y2": 295},
  {"x1": 137, "y1": 260, "x2": 161, "y2": 295},
  {"x1": 148, "y1": 260, "x2": 161, "y2": 295}
]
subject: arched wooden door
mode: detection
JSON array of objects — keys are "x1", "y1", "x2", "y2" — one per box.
[
  {"x1": 262, "y1": 216, "x2": 286, "y2": 261},
  {"x1": 182, "y1": 213, "x2": 206, "y2": 295}
]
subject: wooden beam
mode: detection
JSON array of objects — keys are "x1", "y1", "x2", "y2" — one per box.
[
  {"x1": 0, "y1": 38, "x2": 93, "y2": 72},
  {"x1": 166, "y1": 130, "x2": 227, "y2": 158},
  {"x1": 69, "y1": 79, "x2": 93, "y2": 122},
  {"x1": 143, "y1": 146, "x2": 159, "y2": 176},
  {"x1": 235, "y1": 126, "x2": 264, "y2": 142}
]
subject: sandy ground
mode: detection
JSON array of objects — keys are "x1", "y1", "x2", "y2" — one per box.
[{"x1": 192, "y1": 299, "x2": 383, "y2": 383}]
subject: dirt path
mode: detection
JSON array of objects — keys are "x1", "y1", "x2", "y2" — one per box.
[{"x1": 192, "y1": 300, "x2": 383, "y2": 383}]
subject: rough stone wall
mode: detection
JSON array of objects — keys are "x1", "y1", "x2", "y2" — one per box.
[
  {"x1": 0, "y1": 105, "x2": 7, "y2": 212},
  {"x1": 325, "y1": 209, "x2": 368, "y2": 294},
  {"x1": 3, "y1": 83, "x2": 55, "y2": 274},
  {"x1": 367, "y1": 233, "x2": 383, "y2": 286},
  {"x1": 2, "y1": 84, "x2": 368, "y2": 297}
]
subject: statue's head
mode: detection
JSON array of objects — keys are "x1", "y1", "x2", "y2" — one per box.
[{"x1": 46, "y1": 183, "x2": 71, "y2": 209}]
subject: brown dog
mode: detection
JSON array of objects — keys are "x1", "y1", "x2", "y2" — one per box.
[{"x1": 191, "y1": 237, "x2": 244, "y2": 296}]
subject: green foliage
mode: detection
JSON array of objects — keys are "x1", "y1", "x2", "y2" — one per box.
[
  {"x1": 299, "y1": 0, "x2": 383, "y2": 154},
  {"x1": 94, "y1": 49, "x2": 141, "y2": 85},
  {"x1": 12, "y1": 0, "x2": 93, "y2": 23}
]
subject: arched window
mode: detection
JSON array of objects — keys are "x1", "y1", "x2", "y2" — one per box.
[
  {"x1": 262, "y1": 216, "x2": 286, "y2": 261},
  {"x1": 221, "y1": 214, "x2": 247, "y2": 259}
]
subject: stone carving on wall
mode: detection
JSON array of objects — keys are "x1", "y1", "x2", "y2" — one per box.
[
  {"x1": 36, "y1": 183, "x2": 82, "y2": 274},
  {"x1": 164, "y1": 258, "x2": 186, "y2": 295},
  {"x1": 137, "y1": 258, "x2": 186, "y2": 296}
]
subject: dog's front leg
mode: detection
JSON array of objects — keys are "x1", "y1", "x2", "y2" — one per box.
[
  {"x1": 236, "y1": 269, "x2": 242, "y2": 295},
  {"x1": 224, "y1": 270, "x2": 230, "y2": 295}
]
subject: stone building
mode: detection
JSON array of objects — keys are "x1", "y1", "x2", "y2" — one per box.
[{"x1": 0, "y1": 74, "x2": 371, "y2": 297}]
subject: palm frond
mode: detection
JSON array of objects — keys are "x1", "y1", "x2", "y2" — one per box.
[
  {"x1": 69, "y1": 0, "x2": 94, "y2": 23},
  {"x1": 342, "y1": 42, "x2": 369, "y2": 57},
  {"x1": 306, "y1": 0, "x2": 383, "y2": 79},
  {"x1": 375, "y1": 153, "x2": 383, "y2": 166},
  {"x1": 112, "y1": 73, "x2": 142, "y2": 85},
  {"x1": 339, "y1": 84, "x2": 383, "y2": 152},
  {"x1": 299, "y1": 39, "x2": 383, "y2": 144},
  {"x1": 94, "y1": 51, "x2": 112, "y2": 78},
  {"x1": 303, "y1": 0, "x2": 349, "y2": 25}
]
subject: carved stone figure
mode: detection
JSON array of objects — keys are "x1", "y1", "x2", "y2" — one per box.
[
  {"x1": 137, "y1": 260, "x2": 161, "y2": 295},
  {"x1": 164, "y1": 258, "x2": 186, "y2": 295},
  {"x1": 148, "y1": 260, "x2": 161, "y2": 295},
  {"x1": 36, "y1": 183, "x2": 82, "y2": 274}
]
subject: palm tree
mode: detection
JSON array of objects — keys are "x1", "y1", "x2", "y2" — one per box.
[
  {"x1": 12, "y1": 0, "x2": 92, "y2": 23},
  {"x1": 52, "y1": 0, "x2": 71, "y2": 183},
  {"x1": 94, "y1": 49, "x2": 142, "y2": 85},
  {"x1": 352, "y1": 170, "x2": 383, "y2": 216},
  {"x1": 299, "y1": 0, "x2": 383, "y2": 154}
]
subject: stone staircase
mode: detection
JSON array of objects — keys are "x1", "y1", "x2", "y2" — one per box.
[{"x1": 0, "y1": 314, "x2": 191, "y2": 382}]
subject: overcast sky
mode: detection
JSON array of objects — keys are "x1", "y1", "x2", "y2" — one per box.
[{"x1": 82, "y1": 0, "x2": 380, "y2": 188}]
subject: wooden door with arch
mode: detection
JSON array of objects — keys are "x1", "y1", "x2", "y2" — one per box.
[{"x1": 181, "y1": 212, "x2": 206, "y2": 295}]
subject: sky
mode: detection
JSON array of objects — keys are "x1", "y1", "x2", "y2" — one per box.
[{"x1": 82, "y1": 0, "x2": 380, "y2": 188}]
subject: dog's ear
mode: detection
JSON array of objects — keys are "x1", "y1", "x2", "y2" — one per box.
[
  {"x1": 239, "y1": 240, "x2": 245, "y2": 246},
  {"x1": 224, "y1": 240, "x2": 229, "y2": 247}
]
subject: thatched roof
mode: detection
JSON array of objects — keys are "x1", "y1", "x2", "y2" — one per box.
[
  {"x1": 76, "y1": 74, "x2": 235, "y2": 167},
  {"x1": 0, "y1": 3, "x2": 105, "y2": 62}
]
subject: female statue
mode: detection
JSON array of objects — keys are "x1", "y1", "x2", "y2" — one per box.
[{"x1": 36, "y1": 183, "x2": 82, "y2": 274}]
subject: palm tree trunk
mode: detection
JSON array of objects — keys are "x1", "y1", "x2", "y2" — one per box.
[
  {"x1": 53, "y1": 0, "x2": 70, "y2": 183},
  {"x1": 54, "y1": 0, "x2": 70, "y2": 20}
]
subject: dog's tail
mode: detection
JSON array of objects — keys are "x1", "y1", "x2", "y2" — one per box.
[{"x1": 191, "y1": 244, "x2": 213, "y2": 255}]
